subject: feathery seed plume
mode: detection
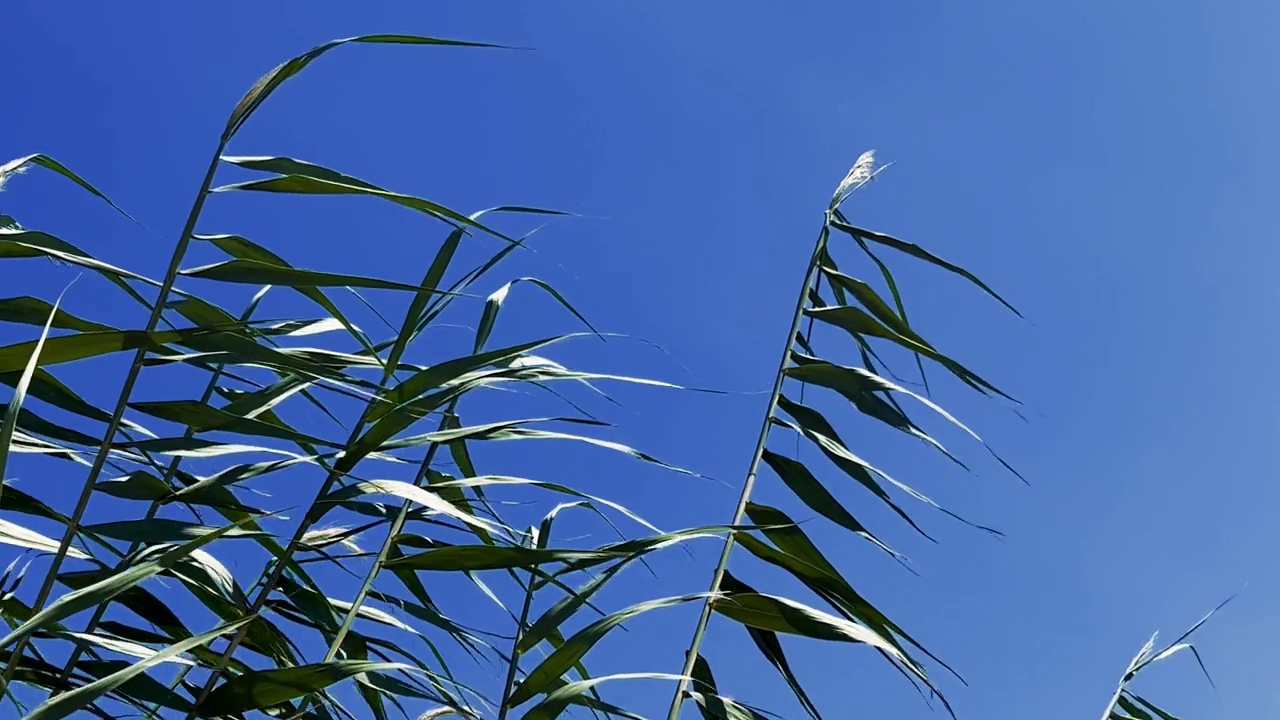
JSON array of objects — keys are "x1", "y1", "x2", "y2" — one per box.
[{"x1": 832, "y1": 149, "x2": 877, "y2": 207}]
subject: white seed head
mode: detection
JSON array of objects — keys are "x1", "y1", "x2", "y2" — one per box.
[
  {"x1": 0, "y1": 165, "x2": 27, "y2": 193},
  {"x1": 832, "y1": 149, "x2": 876, "y2": 205}
]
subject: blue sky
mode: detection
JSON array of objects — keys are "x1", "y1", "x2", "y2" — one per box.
[{"x1": 4, "y1": 1, "x2": 1278, "y2": 718}]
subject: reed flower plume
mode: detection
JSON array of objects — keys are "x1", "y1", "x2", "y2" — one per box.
[
  {"x1": 0, "y1": 164, "x2": 26, "y2": 192},
  {"x1": 832, "y1": 148, "x2": 877, "y2": 208}
]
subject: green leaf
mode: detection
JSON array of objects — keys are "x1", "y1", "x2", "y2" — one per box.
[
  {"x1": 829, "y1": 237, "x2": 933, "y2": 392},
  {"x1": 433, "y1": 475, "x2": 661, "y2": 537},
  {"x1": 0, "y1": 154, "x2": 135, "y2": 222},
  {"x1": 59, "y1": 572, "x2": 192, "y2": 643},
  {"x1": 1129, "y1": 695, "x2": 1181, "y2": 720},
  {"x1": 383, "y1": 205, "x2": 565, "y2": 373},
  {"x1": 179, "y1": 258, "x2": 437, "y2": 292},
  {"x1": 81, "y1": 519, "x2": 263, "y2": 544},
  {"x1": 49, "y1": 629, "x2": 196, "y2": 666},
  {"x1": 372, "y1": 336, "x2": 570, "y2": 421},
  {"x1": 829, "y1": 218, "x2": 1021, "y2": 317},
  {"x1": 321, "y1": 479, "x2": 504, "y2": 536},
  {"x1": 391, "y1": 525, "x2": 727, "y2": 574},
  {"x1": 759, "y1": 451, "x2": 890, "y2": 554},
  {"x1": 213, "y1": 172, "x2": 506, "y2": 240},
  {"x1": 804, "y1": 304, "x2": 1011, "y2": 401},
  {"x1": 0, "y1": 228, "x2": 158, "y2": 307},
  {"x1": 194, "y1": 661, "x2": 411, "y2": 717},
  {"x1": 0, "y1": 519, "x2": 90, "y2": 560},
  {"x1": 507, "y1": 595, "x2": 704, "y2": 708},
  {"x1": 774, "y1": 396, "x2": 930, "y2": 539},
  {"x1": 93, "y1": 472, "x2": 174, "y2": 502},
  {"x1": 718, "y1": 575, "x2": 822, "y2": 719},
  {"x1": 1, "y1": 482, "x2": 71, "y2": 525},
  {"x1": 473, "y1": 277, "x2": 597, "y2": 353},
  {"x1": 0, "y1": 366, "x2": 150, "y2": 434},
  {"x1": 687, "y1": 692, "x2": 770, "y2": 720},
  {"x1": 0, "y1": 288, "x2": 65, "y2": 511},
  {"x1": 386, "y1": 544, "x2": 629, "y2": 573},
  {"x1": 378, "y1": 420, "x2": 697, "y2": 478},
  {"x1": 517, "y1": 557, "x2": 639, "y2": 655},
  {"x1": 193, "y1": 233, "x2": 370, "y2": 351},
  {"x1": 518, "y1": 673, "x2": 682, "y2": 720},
  {"x1": 1116, "y1": 696, "x2": 1157, "y2": 720},
  {"x1": 221, "y1": 34, "x2": 504, "y2": 141},
  {"x1": 713, "y1": 585, "x2": 909, "y2": 660},
  {"x1": 787, "y1": 355, "x2": 977, "y2": 440},
  {"x1": 6, "y1": 406, "x2": 103, "y2": 448},
  {"x1": 21, "y1": 616, "x2": 253, "y2": 720},
  {"x1": 128, "y1": 398, "x2": 337, "y2": 448},
  {"x1": 819, "y1": 265, "x2": 926, "y2": 346},
  {"x1": 0, "y1": 327, "x2": 216, "y2": 374},
  {"x1": 740, "y1": 503, "x2": 945, "y2": 677},
  {"x1": 0, "y1": 296, "x2": 113, "y2": 333},
  {"x1": 0, "y1": 517, "x2": 257, "y2": 651},
  {"x1": 78, "y1": 658, "x2": 196, "y2": 711},
  {"x1": 685, "y1": 655, "x2": 771, "y2": 720}
]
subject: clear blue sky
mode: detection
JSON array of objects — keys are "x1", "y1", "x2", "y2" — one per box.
[{"x1": 4, "y1": 1, "x2": 1278, "y2": 718}]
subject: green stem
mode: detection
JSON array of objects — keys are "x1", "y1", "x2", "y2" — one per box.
[
  {"x1": 1099, "y1": 687, "x2": 1124, "y2": 720},
  {"x1": 183, "y1": 346, "x2": 409, "y2": 718},
  {"x1": 1098, "y1": 657, "x2": 1142, "y2": 720},
  {"x1": 319, "y1": 411, "x2": 453, "y2": 663},
  {"x1": 0, "y1": 143, "x2": 225, "y2": 693},
  {"x1": 57, "y1": 298, "x2": 260, "y2": 683},
  {"x1": 663, "y1": 218, "x2": 830, "y2": 720},
  {"x1": 496, "y1": 568, "x2": 537, "y2": 720}
]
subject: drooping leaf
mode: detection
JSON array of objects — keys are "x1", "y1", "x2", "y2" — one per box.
[
  {"x1": 507, "y1": 595, "x2": 705, "y2": 708},
  {"x1": 21, "y1": 616, "x2": 254, "y2": 720},
  {"x1": 804, "y1": 304, "x2": 1011, "y2": 401},
  {"x1": 194, "y1": 661, "x2": 411, "y2": 717},
  {"x1": 221, "y1": 34, "x2": 505, "y2": 141},
  {"x1": 518, "y1": 673, "x2": 682, "y2": 720},
  {"x1": 0, "y1": 296, "x2": 113, "y2": 333},
  {"x1": 473, "y1": 277, "x2": 598, "y2": 353},
  {"x1": 93, "y1": 472, "x2": 174, "y2": 502},
  {"x1": 829, "y1": 218, "x2": 1021, "y2": 317},
  {"x1": 320, "y1": 479, "x2": 504, "y2": 537},
  {"x1": 0, "y1": 327, "x2": 219, "y2": 374},
  {"x1": 0, "y1": 519, "x2": 91, "y2": 560},
  {"x1": 193, "y1": 233, "x2": 369, "y2": 351},
  {"x1": 758, "y1": 451, "x2": 890, "y2": 554},
  {"x1": 786, "y1": 355, "x2": 978, "y2": 440},
  {"x1": 78, "y1": 658, "x2": 197, "y2": 712},
  {"x1": 0, "y1": 228, "x2": 158, "y2": 307},
  {"x1": 685, "y1": 654, "x2": 771, "y2": 720},
  {"x1": 773, "y1": 397, "x2": 930, "y2": 539},
  {"x1": 81, "y1": 518, "x2": 263, "y2": 544},
  {"x1": 0, "y1": 154, "x2": 136, "y2": 221},
  {"x1": 386, "y1": 544, "x2": 629, "y2": 573},
  {"x1": 128, "y1": 398, "x2": 337, "y2": 448},
  {"x1": 0, "y1": 517, "x2": 257, "y2": 651},
  {"x1": 712, "y1": 584, "x2": 911, "y2": 665},
  {"x1": 179, "y1": 258, "x2": 440, "y2": 292},
  {"x1": 717, "y1": 575, "x2": 822, "y2": 719}
]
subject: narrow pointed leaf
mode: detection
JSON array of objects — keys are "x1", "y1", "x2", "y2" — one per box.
[
  {"x1": 829, "y1": 219, "x2": 1021, "y2": 317},
  {"x1": 0, "y1": 291, "x2": 65, "y2": 509},
  {"x1": 0, "y1": 154, "x2": 135, "y2": 221},
  {"x1": 21, "y1": 616, "x2": 253, "y2": 720},
  {"x1": 0, "y1": 517, "x2": 257, "y2": 650},
  {"x1": 194, "y1": 661, "x2": 411, "y2": 717}
]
